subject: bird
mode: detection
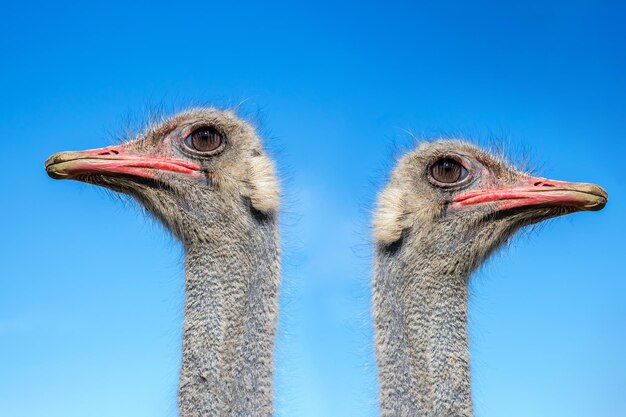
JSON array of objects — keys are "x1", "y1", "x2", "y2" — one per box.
[
  {"x1": 371, "y1": 139, "x2": 608, "y2": 417},
  {"x1": 45, "y1": 108, "x2": 281, "y2": 417}
]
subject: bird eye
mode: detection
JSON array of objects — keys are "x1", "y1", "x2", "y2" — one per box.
[
  {"x1": 430, "y1": 158, "x2": 468, "y2": 184},
  {"x1": 185, "y1": 127, "x2": 224, "y2": 153}
]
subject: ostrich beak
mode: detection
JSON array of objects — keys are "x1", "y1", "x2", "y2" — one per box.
[
  {"x1": 45, "y1": 145, "x2": 200, "y2": 180},
  {"x1": 452, "y1": 177, "x2": 608, "y2": 212}
]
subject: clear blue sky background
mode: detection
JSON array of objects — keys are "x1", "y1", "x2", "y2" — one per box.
[{"x1": 1, "y1": 1, "x2": 624, "y2": 416}]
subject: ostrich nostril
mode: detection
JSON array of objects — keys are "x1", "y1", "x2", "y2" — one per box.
[
  {"x1": 533, "y1": 180, "x2": 555, "y2": 187},
  {"x1": 96, "y1": 148, "x2": 120, "y2": 156}
]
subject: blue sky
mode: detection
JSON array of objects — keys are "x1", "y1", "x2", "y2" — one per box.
[{"x1": 1, "y1": 1, "x2": 624, "y2": 416}]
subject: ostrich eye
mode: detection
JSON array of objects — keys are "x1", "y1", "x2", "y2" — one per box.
[
  {"x1": 430, "y1": 158, "x2": 468, "y2": 184},
  {"x1": 185, "y1": 127, "x2": 224, "y2": 153}
]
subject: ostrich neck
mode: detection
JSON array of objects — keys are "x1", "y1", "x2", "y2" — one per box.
[
  {"x1": 374, "y1": 239, "x2": 473, "y2": 417},
  {"x1": 178, "y1": 215, "x2": 280, "y2": 417}
]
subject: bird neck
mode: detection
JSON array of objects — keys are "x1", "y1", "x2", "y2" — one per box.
[
  {"x1": 178, "y1": 214, "x2": 280, "y2": 417},
  {"x1": 373, "y1": 236, "x2": 474, "y2": 417}
]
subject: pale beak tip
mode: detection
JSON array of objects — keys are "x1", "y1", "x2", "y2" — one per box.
[
  {"x1": 585, "y1": 183, "x2": 608, "y2": 210},
  {"x1": 45, "y1": 151, "x2": 73, "y2": 180}
]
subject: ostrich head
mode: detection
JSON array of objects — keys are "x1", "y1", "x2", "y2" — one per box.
[
  {"x1": 45, "y1": 108, "x2": 279, "y2": 243},
  {"x1": 374, "y1": 140, "x2": 607, "y2": 273}
]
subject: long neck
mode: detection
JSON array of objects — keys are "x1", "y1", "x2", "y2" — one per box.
[
  {"x1": 178, "y1": 213, "x2": 280, "y2": 417},
  {"x1": 373, "y1": 235, "x2": 474, "y2": 417}
]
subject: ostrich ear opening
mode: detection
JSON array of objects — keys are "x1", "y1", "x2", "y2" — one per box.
[
  {"x1": 245, "y1": 153, "x2": 280, "y2": 214},
  {"x1": 373, "y1": 186, "x2": 412, "y2": 245}
]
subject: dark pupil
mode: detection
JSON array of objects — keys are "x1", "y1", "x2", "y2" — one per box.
[
  {"x1": 432, "y1": 159, "x2": 462, "y2": 183},
  {"x1": 191, "y1": 128, "x2": 222, "y2": 152}
]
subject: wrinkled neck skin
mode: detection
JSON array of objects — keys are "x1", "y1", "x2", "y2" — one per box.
[
  {"x1": 374, "y1": 220, "x2": 510, "y2": 417},
  {"x1": 178, "y1": 202, "x2": 280, "y2": 417}
]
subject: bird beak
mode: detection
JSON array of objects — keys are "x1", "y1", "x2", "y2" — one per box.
[
  {"x1": 45, "y1": 144, "x2": 200, "y2": 180},
  {"x1": 452, "y1": 177, "x2": 608, "y2": 212}
]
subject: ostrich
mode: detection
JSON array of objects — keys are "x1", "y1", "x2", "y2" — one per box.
[
  {"x1": 45, "y1": 108, "x2": 281, "y2": 417},
  {"x1": 372, "y1": 140, "x2": 607, "y2": 417}
]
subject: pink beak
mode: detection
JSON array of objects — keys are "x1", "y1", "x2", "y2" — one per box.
[
  {"x1": 45, "y1": 144, "x2": 201, "y2": 180},
  {"x1": 452, "y1": 177, "x2": 608, "y2": 212}
]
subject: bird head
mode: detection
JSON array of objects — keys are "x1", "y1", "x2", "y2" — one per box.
[
  {"x1": 45, "y1": 108, "x2": 280, "y2": 243},
  {"x1": 374, "y1": 140, "x2": 607, "y2": 269}
]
